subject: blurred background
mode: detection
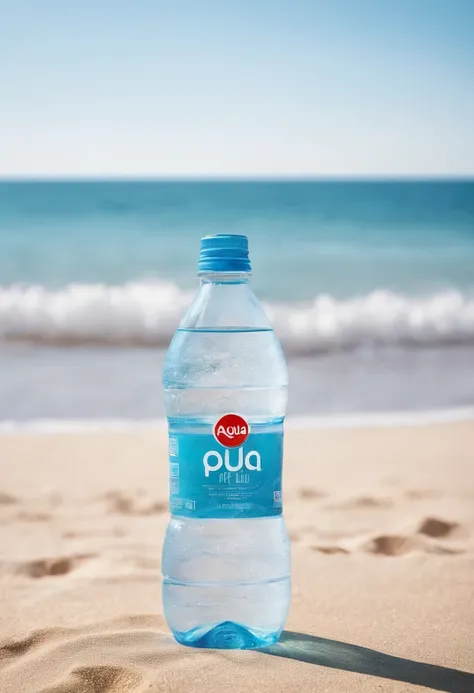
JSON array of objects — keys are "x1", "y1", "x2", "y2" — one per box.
[{"x1": 0, "y1": 0, "x2": 473, "y2": 423}]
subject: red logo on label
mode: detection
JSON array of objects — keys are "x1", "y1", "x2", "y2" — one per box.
[{"x1": 213, "y1": 413, "x2": 250, "y2": 448}]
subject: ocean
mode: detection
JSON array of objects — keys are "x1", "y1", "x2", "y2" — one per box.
[{"x1": 1, "y1": 180, "x2": 474, "y2": 425}]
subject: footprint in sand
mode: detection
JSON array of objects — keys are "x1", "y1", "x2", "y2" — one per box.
[
  {"x1": 0, "y1": 632, "x2": 44, "y2": 659},
  {"x1": 0, "y1": 492, "x2": 18, "y2": 506},
  {"x1": 362, "y1": 526, "x2": 466, "y2": 557},
  {"x1": 1, "y1": 618, "x2": 165, "y2": 692},
  {"x1": 298, "y1": 488, "x2": 327, "y2": 500},
  {"x1": 17, "y1": 554, "x2": 96, "y2": 579},
  {"x1": 417, "y1": 516, "x2": 460, "y2": 538},
  {"x1": 41, "y1": 665, "x2": 144, "y2": 692},
  {"x1": 363, "y1": 534, "x2": 419, "y2": 556}
]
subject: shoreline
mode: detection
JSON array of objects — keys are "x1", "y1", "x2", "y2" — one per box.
[{"x1": 1, "y1": 404, "x2": 474, "y2": 435}]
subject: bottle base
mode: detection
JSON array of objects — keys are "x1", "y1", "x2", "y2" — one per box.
[{"x1": 172, "y1": 621, "x2": 281, "y2": 649}]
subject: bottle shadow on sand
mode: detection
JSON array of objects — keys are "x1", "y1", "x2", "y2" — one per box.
[{"x1": 261, "y1": 631, "x2": 474, "y2": 693}]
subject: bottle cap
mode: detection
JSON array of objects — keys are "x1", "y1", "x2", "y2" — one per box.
[{"x1": 198, "y1": 234, "x2": 251, "y2": 274}]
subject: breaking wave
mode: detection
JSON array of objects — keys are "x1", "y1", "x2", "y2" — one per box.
[{"x1": 1, "y1": 281, "x2": 474, "y2": 354}]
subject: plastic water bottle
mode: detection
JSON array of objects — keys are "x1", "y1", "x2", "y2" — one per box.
[{"x1": 162, "y1": 234, "x2": 290, "y2": 649}]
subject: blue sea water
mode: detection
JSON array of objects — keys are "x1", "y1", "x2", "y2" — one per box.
[
  {"x1": 1, "y1": 180, "x2": 474, "y2": 422},
  {"x1": 2, "y1": 180, "x2": 474, "y2": 299}
]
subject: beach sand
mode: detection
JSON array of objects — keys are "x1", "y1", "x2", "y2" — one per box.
[{"x1": 0, "y1": 421, "x2": 473, "y2": 692}]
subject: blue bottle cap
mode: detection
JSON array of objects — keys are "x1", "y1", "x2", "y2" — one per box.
[{"x1": 198, "y1": 234, "x2": 251, "y2": 274}]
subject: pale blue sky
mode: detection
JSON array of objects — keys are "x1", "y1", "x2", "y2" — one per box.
[{"x1": 1, "y1": 0, "x2": 473, "y2": 177}]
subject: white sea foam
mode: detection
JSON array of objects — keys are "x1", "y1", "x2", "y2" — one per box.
[{"x1": 1, "y1": 281, "x2": 474, "y2": 354}]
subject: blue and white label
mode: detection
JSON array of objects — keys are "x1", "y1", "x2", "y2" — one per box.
[{"x1": 167, "y1": 420, "x2": 283, "y2": 519}]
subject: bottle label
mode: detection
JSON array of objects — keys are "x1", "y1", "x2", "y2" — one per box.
[{"x1": 167, "y1": 414, "x2": 283, "y2": 519}]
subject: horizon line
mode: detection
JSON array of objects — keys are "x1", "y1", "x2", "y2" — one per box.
[{"x1": 1, "y1": 174, "x2": 474, "y2": 183}]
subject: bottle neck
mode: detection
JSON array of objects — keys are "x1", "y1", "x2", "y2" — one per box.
[
  {"x1": 181, "y1": 271, "x2": 269, "y2": 329},
  {"x1": 198, "y1": 272, "x2": 250, "y2": 285}
]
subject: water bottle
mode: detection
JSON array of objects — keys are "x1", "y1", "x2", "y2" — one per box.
[{"x1": 162, "y1": 234, "x2": 290, "y2": 649}]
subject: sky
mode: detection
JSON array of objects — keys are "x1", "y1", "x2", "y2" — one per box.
[{"x1": 0, "y1": 0, "x2": 473, "y2": 178}]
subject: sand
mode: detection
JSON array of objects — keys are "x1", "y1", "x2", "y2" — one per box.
[{"x1": 0, "y1": 421, "x2": 473, "y2": 692}]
